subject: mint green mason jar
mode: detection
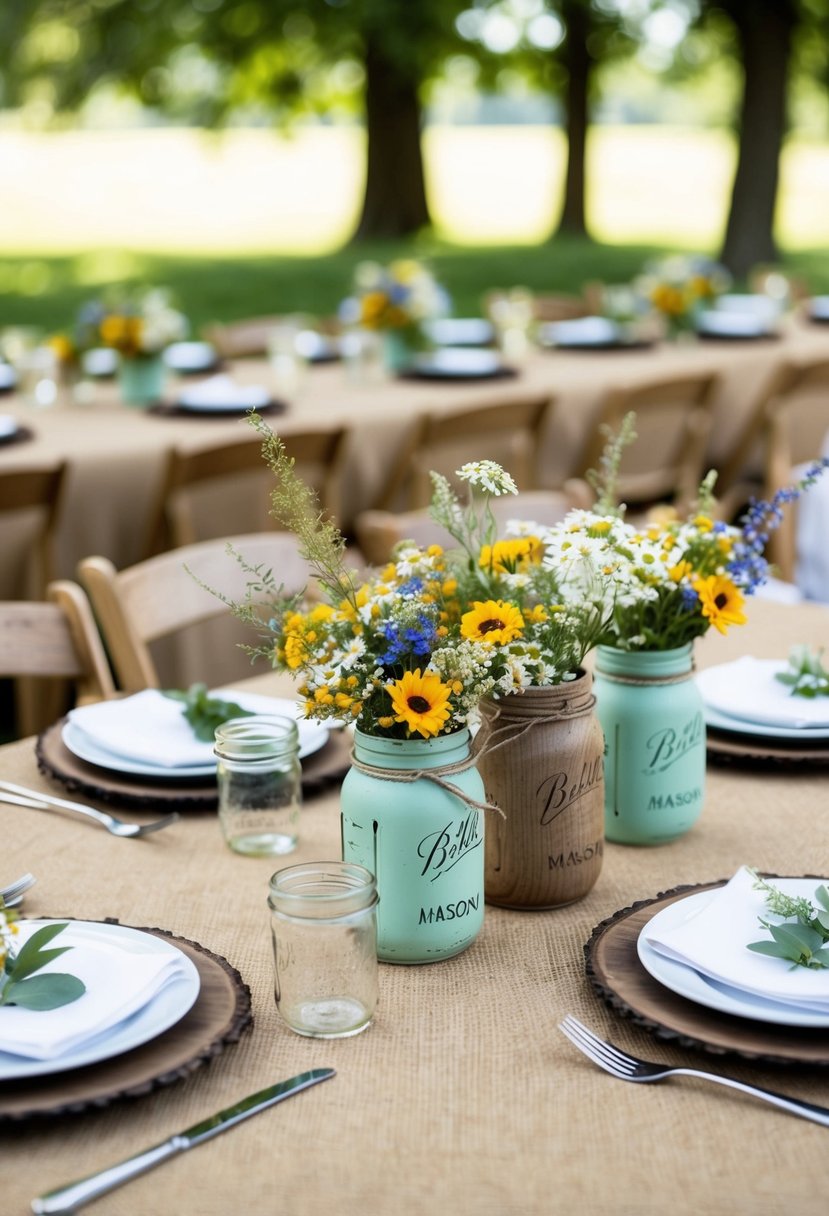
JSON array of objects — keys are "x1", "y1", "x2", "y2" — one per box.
[
  {"x1": 340, "y1": 728, "x2": 485, "y2": 964},
  {"x1": 117, "y1": 354, "x2": 166, "y2": 407},
  {"x1": 593, "y1": 644, "x2": 706, "y2": 845}
]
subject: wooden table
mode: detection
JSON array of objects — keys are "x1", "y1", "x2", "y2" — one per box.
[
  {"x1": 2, "y1": 598, "x2": 829, "y2": 1215},
  {"x1": 3, "y1": 319, "x2": 829, "y2": 601}
]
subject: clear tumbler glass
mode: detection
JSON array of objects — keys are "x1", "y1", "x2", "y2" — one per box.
[
  {"x1": 268, "y1": 862, "x2": 379, "y2": 1038},
  {"x1": 214, "y1": 715, "x2": 301, "y2": 856}
]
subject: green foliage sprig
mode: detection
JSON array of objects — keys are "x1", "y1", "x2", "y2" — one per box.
[
  {"x1": 0, "y1": 915, "x2": 86, "y2": 1011},
  {"x1": 775, "y1": 645, "x2": 829, "y2": 699},
  {"x1": 163, "y1": 683, "x2": 254, "y2": 741},
  {"x1": 585, "y1": 410, "x2": 638, "y2": 515},
  {"x1": 747, "y1": 873, "x2": 829, "y2": 970}
]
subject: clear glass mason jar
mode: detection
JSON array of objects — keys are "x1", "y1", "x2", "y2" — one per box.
[
  {"x1": 268, "y1": 861, "x2": 379, "y2": 1038},
  {"x1": 214, "y1": 715, "x2": 301, "y2": 856}
]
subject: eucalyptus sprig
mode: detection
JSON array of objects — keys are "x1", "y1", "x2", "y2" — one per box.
[
  {"x1": 747, "y1": 873, "x2": 829, "y2": 971},
  {"x1": 775, "y1": 645, "x2": 829, "y2": 700},
  {"x1": 163, "y1": 683, "x2": 254, "y2": 742},
  {"x1": 0, "y1": 916, "x2": 86, "y2": 1011}
]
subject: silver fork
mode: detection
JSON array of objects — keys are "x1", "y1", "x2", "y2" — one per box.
[
  {"x1": 559, "y1": 1014, "x2": 829, "y2": 1128},
  {"x1": 0, "y1": 782, "x2": 179, "y2": 838}
]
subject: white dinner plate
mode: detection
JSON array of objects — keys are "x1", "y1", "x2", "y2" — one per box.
[
  {"x1": 700, "y1": 702, "x2": 829, "y2": 740},
  {"x1": 695, "y1": 310, "x2": 776, "y2": 339},
  {"x1": 81, "y1": 348, "x2": 119, "y2": 377},
  {"x1": 637, "y1": 885, "x2": 829, "y2": 1028},
  {"x1": 422, "y1": 318, "x2": 495, "y2": 348},
  {"x1": 163, "y1": 341, "x2": 219, "y2": 373},
  {"x1": 294, "y1": 330, "x2": 340, "y2": 363},
  {"x1": 405, "y1": 348, "x2": 510, "y2": 379},
  {"x1": 0, "y1": 920, "x2": 200, "y2": 1080},
  {"x1": 62, "y1": 695, "x2": 330, "y2": 779},
  {"x1": 176, "y1": 375, "x2": 271, "y2": 413},
  {"x1": 539, "y1": 316, "x2": 619, "y2": 347}
]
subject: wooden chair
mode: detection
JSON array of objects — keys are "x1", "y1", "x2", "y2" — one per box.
[
  {"x1": 0, "y1": 581, "x2": 116, "y2": 737},
  {"x1": 201, "y1": 316, "x2": 286, "y2": 359},
  {"x1": 375, "y1": 393, "x2": 553, "y2": 514},
  {"x1": 355, "y1": 484, "x2": 593, "y2": 567},
  {"x1": 78, "y1": 533, "x2": 315, "y2": 692},
  {"x1": 143, "y1": 428, "x2": 349, "y2": 556},
  {"x1": 0, "y1": 463, "x2": 67, "y2": 596},
  {"x1": 716, "y1": 356, "x2": 829, "y2": 581},
  {"x1": 577, "y1": 372, "x2": 719, "y2": 517},
  {"x1": 202, "y1": 315, "x2": 339, "y2": 359}
]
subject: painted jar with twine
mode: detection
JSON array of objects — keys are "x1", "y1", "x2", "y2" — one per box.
[
  {"x1": 474, "y1": 671, "x2": 604, "y2": 909},
  {"x1": 593, "y1": 643, "x2": 705, "y2": 845},
  {"x1": 340, "y1": 727, "x2": 490, "y2": 963}
]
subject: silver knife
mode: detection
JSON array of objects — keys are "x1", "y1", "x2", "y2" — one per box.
[{"x1": 31, "y1": 1068, "x2": 335, "y2": 1214}]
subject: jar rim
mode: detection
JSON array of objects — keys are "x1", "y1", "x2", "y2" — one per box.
[
  {"x1": 268, "y1": 861, "x2": 378, "y2": 917},
  {"x1": 214, "y1": 713, "x2": 299, "y2": 759}
]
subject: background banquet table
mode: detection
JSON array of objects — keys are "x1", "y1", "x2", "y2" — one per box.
[
  {"x1": 2, "y1": 598, "x2": 829, "y2": 1216},
  {"x1": 3, "y1": 317, "x2": 829, "y2": 601}
]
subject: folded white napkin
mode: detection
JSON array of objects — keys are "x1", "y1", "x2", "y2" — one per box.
[
  {"x1": 0, "y1": 921, "x2": 188, "y2": 1060},
  {"x1": 68, "y1": 688, "x2": 305, "y2": 769},
  {"x1": 177, "y1": 373, "x2": 270, "y2": 410},
  {"x1": 644, "y1": 867, "x2": 829, "y2": 1012},
  {"x1": 696, "y1": 657, "x2": 829, "y2": 728}
]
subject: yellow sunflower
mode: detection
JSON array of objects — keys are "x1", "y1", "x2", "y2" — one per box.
[
  {"x1": 693, "y1": 575, "x2": 748, "y2": 635},
  {"x1": 386, "y1": 669, "x2": 453, "y2": 738},
  {"x1": 479, "y1": 536, "x2": 542, "y2": 574},
  {"x1": 460, "y1": 600, "x2": 525, "y2": 645}
]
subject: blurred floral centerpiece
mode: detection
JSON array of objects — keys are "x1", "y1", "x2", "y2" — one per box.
[
  {"x1": 341, "y1": 259, "x2": 449, "y2": 372},
  {"x1": 95, "y1": 289, "x2": 187, "y2": 406},
  {"x1": 636, "y1": 254, "x2": 731, "y2": 338}
]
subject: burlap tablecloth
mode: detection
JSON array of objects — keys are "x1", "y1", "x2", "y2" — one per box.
[{"x1": 2, "y1": 599, "x2": 829, "y2": 1215}]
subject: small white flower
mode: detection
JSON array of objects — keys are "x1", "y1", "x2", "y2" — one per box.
[{"x1": 456, "y1": 461, "x2": 518, "y2": 497}]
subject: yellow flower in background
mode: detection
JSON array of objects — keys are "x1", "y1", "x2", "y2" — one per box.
[
  {"x1": 693, "y1": 575, "x2": 748, "y2": 635},
  {"x1": 479, "y1": 536, "x2": 542, "y2": 574},
  {"x1": 461, "y1": 600, "x2": 524, "y2": 646},
  {"x1": 650, "y1": 284, "x2": 686, "y2": 316},
  {"x1": 668, "y1": 560, "x2": 694, "y2": 583},
  {"x1": 100, "y1": 314, "x2": 144, "y2": 355},
  {"x1": 386, "y1": 669, "x2": 452, "y2": 738}
]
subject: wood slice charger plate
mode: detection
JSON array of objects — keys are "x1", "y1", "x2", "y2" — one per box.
[
  {"x1": 0, "y1": 923, "x2": 251, "y2": 1122},
  {"x1": 705, "y1": 725, "x2": 829, "y2": 767},
  {"x1": 585, "y1": 879, "x2": 829, "y2": 1066},
  {"x1": 36, "y1": 719, "x2": 353, "y2": 811}
]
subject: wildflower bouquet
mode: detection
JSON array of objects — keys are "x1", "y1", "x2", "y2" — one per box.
[
  {"x1": 342, "y1": 259, "x2": 449, "y2": 333},
  {"x1": 635, "y1": 254, "x2": 731, "y2": 335},
  {"x1": 95, "y1": 289, "x2": 187, "y2": 359},
  {"x1": 548, "y1": 420, "x2": 829, "y2": 652},
  {"x1": 233, "y1": 427, "x2": 609, "y2": 740}
]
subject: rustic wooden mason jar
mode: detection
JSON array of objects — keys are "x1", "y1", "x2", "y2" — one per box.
[{"x1": 475, "y1": 672, "x2": 605, "y2": 909}]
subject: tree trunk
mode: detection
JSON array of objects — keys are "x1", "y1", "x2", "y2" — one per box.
[
  {"x1": 353, "y1": 36, "x2": 431, "y2": 241},
  {"x1": 554, "y1": 1, "x2": 592, "y2": 239},
  {"x1": 719, "y1": 2, "x2": 796, "y2": 278}
]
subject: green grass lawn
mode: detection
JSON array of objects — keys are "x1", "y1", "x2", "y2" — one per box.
[{"x1": 3, "y1": 239, "x2": 829, "y2": 334}]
